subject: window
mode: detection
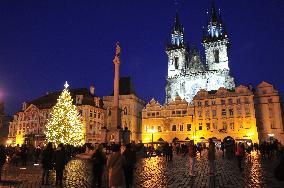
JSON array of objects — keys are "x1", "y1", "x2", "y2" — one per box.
[
  {"x1": 124, "y1": 107, "x2": 128, "y2": 115},
  {"x1": 237, "y1": 98, "x2": 241, "y2": 104},
  {"x1": 172, "y1": 111, "x2": 175, "y2": 115},
  {"x1": 187, "y1": 124, "x2": 192, "y2": 131},
  {"x1": 230, "y1": 123, "x2": 234, "y2": 130},
  {"x1": 229, "y1": 109, "x2": 234, "y2": 116},
  {"x1": 239, "y1": 123, "x2": 243, "y2": 129},
  {"x1": 158, "y1": 126, "x2": 162, "y2": 132},
  {"x1": 206, "y1": 110, "x2": 210, "y2": 118},
  {"x1": 221, "y1": 99, "x2": 226, "y2": 105},
  {"x1": 205, "y1": 101, "x2": 209, "y2": 106},
  {"x1": 89, "y1": 124, "x2": 93, "y2": 130},
  {"x1": 176, "y1": 111, "x2": 181, "y2": 115},
  {"x1": 206, "y1": 123, "x2": 210, "y2": 130},
  {"x1": 199, "y1": 123, "x2": 202, "y2": 130},
  {"x1": 223, "y1": 122, "x2": 227, "y2": 130},
  {"x1": 245, "y1": 108, "x2": 250, "y2": 116},
  {"x1": 156, "y1": 112, "x2": 160, "y2": 116},
  {"x1": 152, "y1": 112, "x2": 155, "y2": 116},
  {"x1": 182, "y1": 110, "x2": 187, "y2": 114},
  {"x1": 245, "y1": 97, "x2": 249, "y2": 104},
  {"x1": 145, "y1": 125, "x2": 148, "y2": 132},
  {"x1": 213, "y1": 123, "x2": 217, "y2": 129},
  {"x1": 228, "y1": 99, "x2": 233, "y2": 105},
  {"x1": 172, "y1": 125, "x2": 177, "y2": 131},
  {"x1": 237, "y1": 107, "x2": 242, "y2": 116},
  {"x1": 98, "y1": 113, "x2": 101, "y2": 119},
  {"x1": 90, "y1": 110, "x2": 93, "y2": 117},
  {"x1": 222, "y1": 109, "x2": 226, "y2": 116},
  {"x1": 271, "y1": 121, "x2": 276, "y2": 129},
  {"x1": 214, "y1": 49, "x2": 219, "y2": 63},
  {"x1": 147, "y1": 112, "x2": 151, "y2": 117},
  {"x1": 198, "y1": 101, "x2": 202, "y2": 106},
  {"x1": 180, "y1": 125, "x2": 184, "y2": 131},
  {"x1": 268, "y1": 98, "x2": 272, "y2": 103},
  {"x1": 212, "y1": 110, "x2": 217, "y2": 117},
  {"x1": 269, "y1": 108, "x2": 273, "y2": 117},
  {"x1": 174, "y1": 57, "x2": 179, "y2": 69},
  {"x1": 198, "y1": 111, "x2": 202, "y2": 117},
  {"x1": 211, "y1": 100, "x2": 216, "y2": 105}
]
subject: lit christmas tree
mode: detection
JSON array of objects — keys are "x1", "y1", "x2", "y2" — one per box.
[{"x1": 45, "y1": 81, "x2": 84, "y2": 146}]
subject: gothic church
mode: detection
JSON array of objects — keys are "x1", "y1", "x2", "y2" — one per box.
[{"x1": 165, "y1": 3, "x2": 235, "y2": 103}]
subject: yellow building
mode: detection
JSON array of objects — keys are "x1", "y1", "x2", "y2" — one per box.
[
  {"x1": 142, "y1": 85, "x2": 259, "y2": 144},
  {"x1": 254, "y1": 82, "x2": 284, "y2": 143}
]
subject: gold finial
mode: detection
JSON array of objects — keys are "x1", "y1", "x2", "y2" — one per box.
[{"x1": 115, "y1": 42, "x2": 121, "y2": 57}]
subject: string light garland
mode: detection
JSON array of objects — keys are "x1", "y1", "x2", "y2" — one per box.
[{"x1": 45, "y1": 81, "x2": 84, "y2": 146}]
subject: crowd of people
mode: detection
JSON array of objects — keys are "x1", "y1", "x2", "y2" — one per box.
[{"x1": 0, "y1": 138, "x2": 283, "y2": 187}]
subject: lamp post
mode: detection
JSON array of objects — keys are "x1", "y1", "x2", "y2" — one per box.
[{"x1": 148, "y1": 129, "x2": 157, "y2": 146}]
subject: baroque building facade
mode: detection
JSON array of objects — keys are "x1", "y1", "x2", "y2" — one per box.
[
  {"x1": 142, "y1": 85, "x2": 259, "y2": 144},
  {"x1": 166, "y1": 4, "x2": 235, "y2": 103},
  {"x1": 8, "y1": 85, "x2": 105, "y2": 146}
]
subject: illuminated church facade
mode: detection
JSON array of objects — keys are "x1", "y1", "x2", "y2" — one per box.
[{"x1": 166, "y1": 4, "x2": 235, "y2": 103}]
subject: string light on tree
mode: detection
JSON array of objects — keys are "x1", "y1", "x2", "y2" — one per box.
[{"x1": 45, "y1": 81, "x2": 84, "y2": 146}]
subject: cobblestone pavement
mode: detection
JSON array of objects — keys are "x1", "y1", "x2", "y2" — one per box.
[{"x1": 1, "y1": 150, "x2": 284, "y2": 188}]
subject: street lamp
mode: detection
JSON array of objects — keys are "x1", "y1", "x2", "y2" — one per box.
[{"x1": 148, "y1": 129, "x2": 157, "y2": 146}]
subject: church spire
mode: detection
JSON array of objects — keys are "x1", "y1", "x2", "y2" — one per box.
[
  {"x1": 203, "y1": 2, "x2": 227, "y2": 43},
  {"x1": 167, "y1": 11, "x2": 186, "y2": 48}
]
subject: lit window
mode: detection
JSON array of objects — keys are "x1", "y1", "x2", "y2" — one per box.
[
  {"x1": 205, "y1": 101, "x2": 209, "y2": 106},
  {"x1": 212, "y1": 110, "x2": 217, "y2": 117},
  {"x1": 198, "y1": 111, "x2": 202, "y2": 117},
  {"x1": 236, "y1": 98, "x2": 241, "y2": 104},
  {"x1": 198, "y1": 101, "x2": 202, "y2": 106},
  {"x1": 228, "y1": 99, "x2": 233, "y2": 105},
  {"x1": 230, "y1": 123, "x2": 234, "y2": 129},
  {"x1": 206, "y1": 123, "x2": 210, "y2": 130},
  {"x1": 180, "y1": 125, "x2": 184, "y2": 131},
  {"x1": 187, "y1": 124, "x2": 191, "y2": 131},
  {"x1": 199, "y1": 123, "x2": 202, "y2": 130},
  {"x1": 222, "y1": 109, "x2": 226, "y2": 116},
  {"x1": 229, "y1": 109, "x2": 234, "y2": 116},
  {"x1": 158, "y1": 126, "x2": 162, "y2": 132}
]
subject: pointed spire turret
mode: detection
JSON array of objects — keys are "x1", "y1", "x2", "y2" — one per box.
[
  {"x1": 202, "y1": 2, "x2": 228, "y2": 43},
  {"x1": 166, "y1": 11, "x2": 187, "y2": 50}
]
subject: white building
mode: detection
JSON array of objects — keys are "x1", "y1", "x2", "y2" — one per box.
[{"x1": 165, "y1": 4, "x2": 235, "y2": 103}]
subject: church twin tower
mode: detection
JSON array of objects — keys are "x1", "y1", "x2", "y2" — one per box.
[{"x1": 165, "y1": 3, "x2": 235, "y2": 103}]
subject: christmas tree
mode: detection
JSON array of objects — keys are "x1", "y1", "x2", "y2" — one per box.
[{"x1": 45, "y1": 81, "x2": 84, "y2": 146}]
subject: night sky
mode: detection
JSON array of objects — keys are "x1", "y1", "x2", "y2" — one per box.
[{"x1": 0, "y1": 0, "x2": 284, "y2": 114}]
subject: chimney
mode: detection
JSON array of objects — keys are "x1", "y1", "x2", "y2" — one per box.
[{"x1": 90, "y1": 83, "x2": 95, "y2": 95}]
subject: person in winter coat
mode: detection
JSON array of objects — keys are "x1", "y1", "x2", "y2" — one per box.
[
  {"x1": 236, "y1": 142, "x2": 245, "y2": 172},
  {"x1": 54, "y1": 143, "x2": 67, "y2": 187},
  {"x1": 92, "y1": 144, "x2": 107, "y2": 188},
  {"x1": 41, "y1": 142, "x2": 54, "y2": 185},
  {"x1": 107, "y1": 144, "x2": 126, "y2": 188},
  {"x1": 208, "y1": 138, "x2": 216, "y2": 176},
  {"x1": 188, "y1": 141, "x2": 197, "y2": 176},
  {"x1": 0, "y1": 145, "x2": 7, "y2": 182},
  {"x1": 123, "y1": 144, "x2": 137, "y2": 188}
]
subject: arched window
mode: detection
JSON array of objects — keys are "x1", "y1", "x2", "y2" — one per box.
[
  {"x1": 174, "y1": 57, "x2": 179, "y2": 69},
  {"x1": 172, "y1": 125, "x2": 177, "y2": 131},
  {"x1": 214, "y1": 49, "x2": 219, "y2": 63}
]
